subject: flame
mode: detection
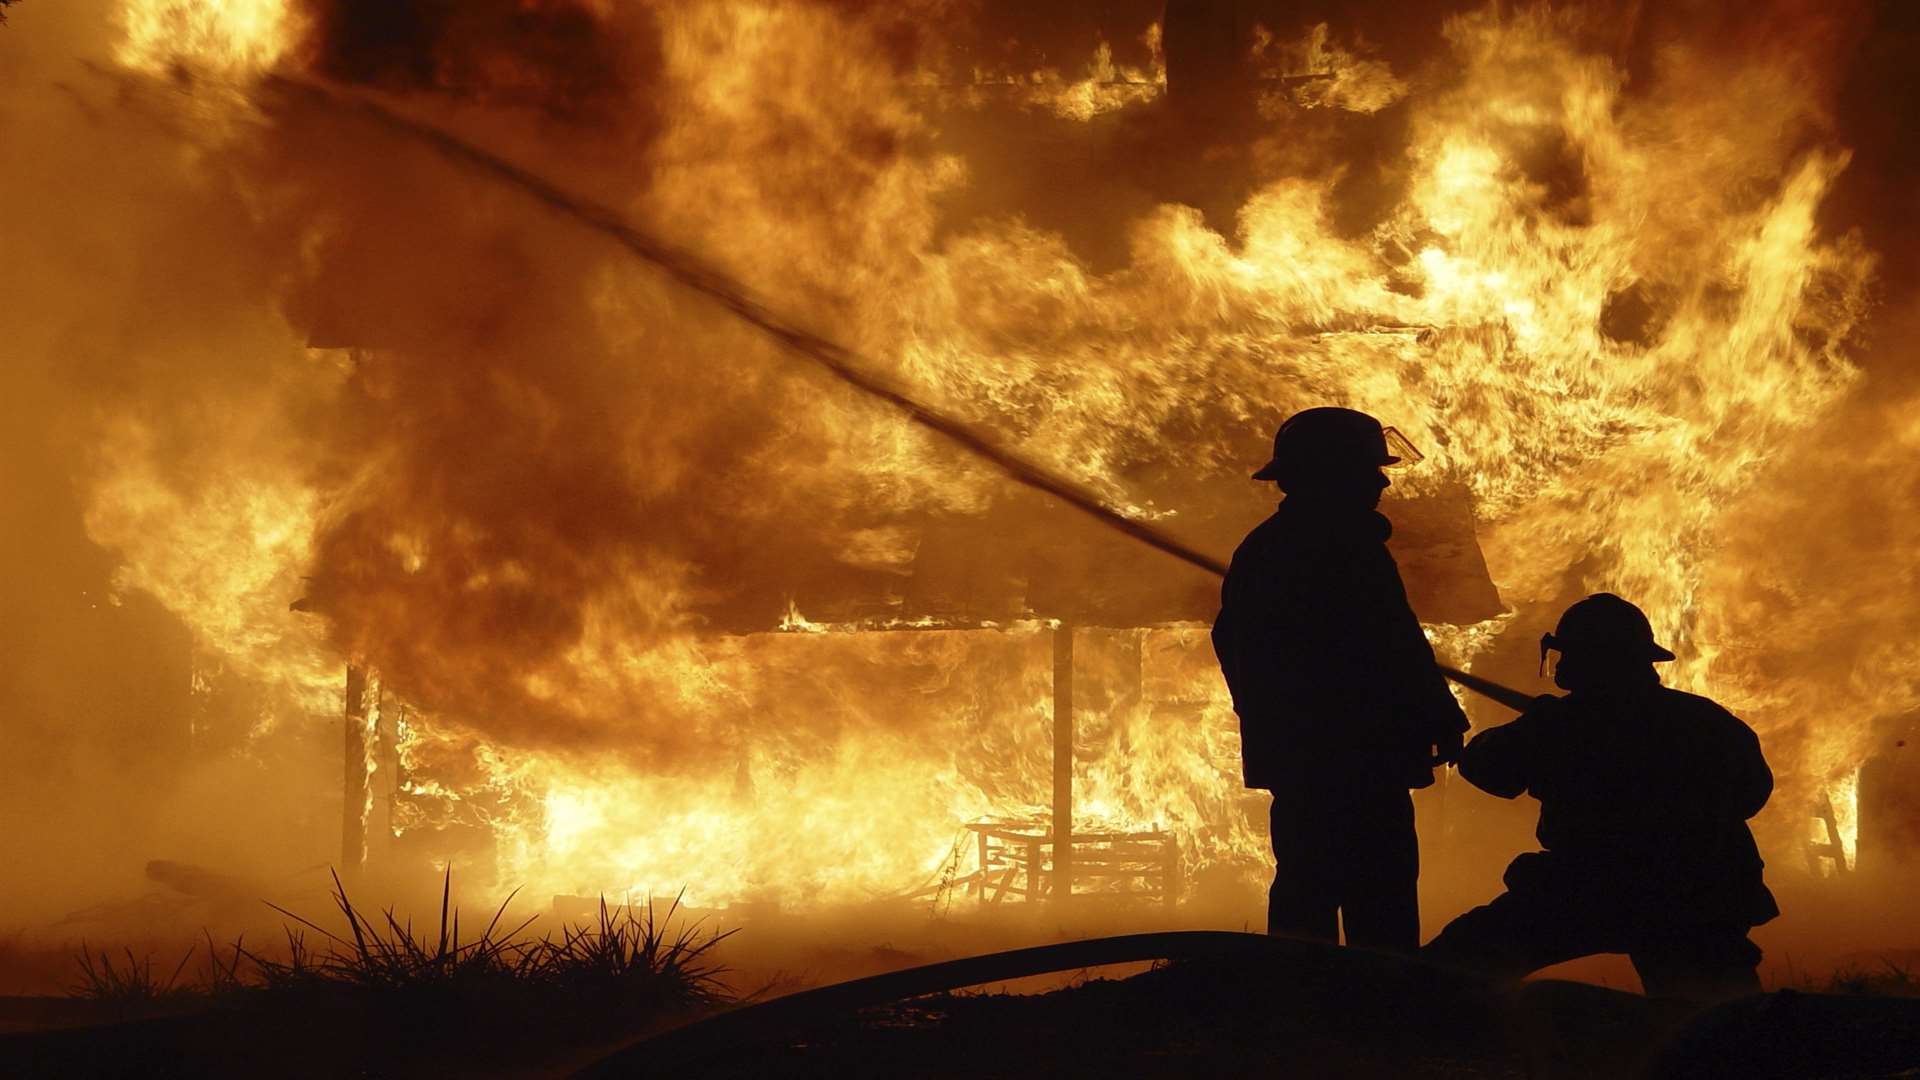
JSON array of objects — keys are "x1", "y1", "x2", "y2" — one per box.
[
  {"x1": 1830, "y1": 769, "x2": 1861, "y2": 869},
  {"x1": 984, "y1": 29, "x2": 1167, "y2": 123},
  {"x1": 58, "y1": 0, "x2": 1898, "y2": 914},
  {"x1": 116, "y1": 0, "x2": 295, "y2": 75},
  {"x1": 83, "y1": 410, "x2": 342, "y2": 717},
  {"x1": 1251, "y1": 21, "x2": 1408, "y2": 115},
  {"x1": 384, "y1": 623, "x2": 1279, "y2": 907}
]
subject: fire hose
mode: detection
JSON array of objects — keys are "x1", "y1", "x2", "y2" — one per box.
[
  {"x1": 260, "y1": 75, "x2": 1534, "y2": 716},
  {"x1": 571, "y1": 930, "x2": 1315, "y2": 1076}
]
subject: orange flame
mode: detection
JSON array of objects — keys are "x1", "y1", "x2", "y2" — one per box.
[{"x1": 53, "y1": 0, "x2": 1897, "y2": 914}]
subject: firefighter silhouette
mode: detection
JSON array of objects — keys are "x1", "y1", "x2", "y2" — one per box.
[
  {"x1": 1213, "y1": 407, "x2": 1467, "y2": 949},
  {"x1": 1424, "y1": 593, "x2": 1778, "y2": 998}
]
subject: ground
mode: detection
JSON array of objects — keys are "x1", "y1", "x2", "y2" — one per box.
[{"x1": 6, "y1": 934, "x2": 1920, "y2": 1078}]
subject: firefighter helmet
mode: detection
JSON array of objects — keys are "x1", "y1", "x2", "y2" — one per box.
[
  {"x1": 1252, "y1": 407, "x2": 1422, "y2": 482},
  {"x1": 1541, "y1": 592, "x2": 1677, "y2": 665}
]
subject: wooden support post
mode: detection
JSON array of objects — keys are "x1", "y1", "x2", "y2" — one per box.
[
  {"x1": 976, "y1": 830, "x2": 991, "y2": 905},
  {"x1": 341, "y1": 664, "x2": 373, "y2": 882},
  {"x1": 1052, "y1": 623, "x2": 1074, "y2": 909},
  {"x1": 1163, "y1": 836, "x2": 1181, "y2": 913}
]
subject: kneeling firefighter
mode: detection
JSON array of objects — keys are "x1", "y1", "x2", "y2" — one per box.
[{"x1": 1423, "y1": 593, "x2": 1779, "y2": 998}]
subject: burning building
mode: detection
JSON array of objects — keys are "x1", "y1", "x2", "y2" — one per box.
[{"x1": 4, "y1": 0, "x2": 1919, "y2": 945}]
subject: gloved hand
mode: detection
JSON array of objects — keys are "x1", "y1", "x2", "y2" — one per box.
[{"x1": 1429, "y1": 727, "x2": 1464, "y2": 767}]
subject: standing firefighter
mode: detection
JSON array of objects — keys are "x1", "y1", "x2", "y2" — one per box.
[
  {"x1": 1212, "y1": 407, "x2": 1469, "y2": 951},
  {"x1": 1424, "y1": 593, "x2": 1779, "y2": 998}
]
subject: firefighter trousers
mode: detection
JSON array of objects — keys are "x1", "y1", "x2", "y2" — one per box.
[
  {"x1": 1423, "y1": 881, "x2": 1763, "y2": 999},
  {"x1": 1267, "y1": 784, "x2": 1419, "y2": 952}
]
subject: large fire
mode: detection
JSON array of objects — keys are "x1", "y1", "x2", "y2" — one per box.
[{"x1": 8, "y1": 0, "x2": 1916, "y2": 933}]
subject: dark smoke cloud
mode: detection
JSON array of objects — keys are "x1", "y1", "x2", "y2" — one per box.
[
  {"x1": 294, "y1": 0, "x2": 651, "y2": 122},
  {"x1": 1821, "y1": 3, "x2": 1920, "y2": 297}
]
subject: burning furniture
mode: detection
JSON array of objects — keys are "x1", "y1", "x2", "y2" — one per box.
[{"x1": 956, "y1": 822, "x2": 1182, "y2": 909}]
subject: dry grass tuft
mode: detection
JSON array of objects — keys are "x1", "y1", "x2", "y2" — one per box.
[
  {"x1": 66, "y1": 869, "x2": 736, "y2": 1036},
  {"x1": 70, "y1": 944, "x2": 196, "y2": 1006},
  {"x1": 1826, "y1": 961, "x2": 1920, "y2": 998}
]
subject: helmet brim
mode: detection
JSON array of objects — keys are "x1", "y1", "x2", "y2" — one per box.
[
  {"x1": 1251, "y1": 455, "x2": 1399, "y2": 481},
  {"x1": 1543, "y1": 632, "x2": 1678, "y2": 663}
]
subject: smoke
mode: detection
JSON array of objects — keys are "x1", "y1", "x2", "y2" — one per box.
[{"x1": 0, "y1": 0, "x2": 346, "y2": 927}]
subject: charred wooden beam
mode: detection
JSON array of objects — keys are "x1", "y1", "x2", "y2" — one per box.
[
  {"x1": 1052, "y1": 623, "x2": 1074, "y2": 909},
  {"x1": 341, "y1": 664, "x2": 375, "y2": 882}
]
